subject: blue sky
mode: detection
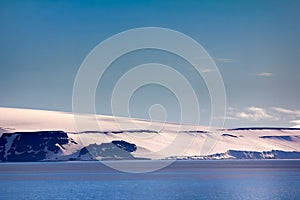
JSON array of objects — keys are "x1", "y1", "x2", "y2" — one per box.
[{"x1": 0, "y1": 0, "x2": 300, "y2": 128}]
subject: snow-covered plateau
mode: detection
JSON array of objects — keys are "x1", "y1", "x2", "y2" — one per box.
[{"x1": 1, "y1": 107, "x2": 300, "y2": 161}]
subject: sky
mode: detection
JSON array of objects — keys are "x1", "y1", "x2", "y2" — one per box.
[{"x1": 0, "y1": 0, "x2": 300, "y2": 128}]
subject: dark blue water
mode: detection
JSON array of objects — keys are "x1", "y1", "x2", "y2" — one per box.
[{"x1": 0, "y1": 160, "x2": 299, "y2": 199}]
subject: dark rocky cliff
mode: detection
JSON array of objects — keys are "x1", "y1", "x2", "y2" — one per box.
[{"x1": 0, "y1": 131, "x2": 72, "y2": 161}]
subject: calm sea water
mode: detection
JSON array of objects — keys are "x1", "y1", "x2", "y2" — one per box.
[{"x1": 0, "y1": 160, "x2": 299, "y2": 199}]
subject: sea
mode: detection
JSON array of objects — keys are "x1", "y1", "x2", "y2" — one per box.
[{"x1": 0, "y1": 160, "x2": 299, "y2": 199}]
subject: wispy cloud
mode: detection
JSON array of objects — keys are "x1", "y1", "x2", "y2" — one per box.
[
  {"x1": 228, "y1": 107, "x2": 277, "y2": 121},
  {"x1": 290, "y1": 119, "x2": 300, "y2": 128},
  {"x1": 255, "y1": 72, "x2": 273, "y2": 77},
  {"x1": 273, "y1": 107, "x2": 300, "y2": 127},
  {"x1": 213, "y1": 116, "x2": 237, "y2": 120},
  {"x1": 215, "y1": 58, "x2": 234, "y2": 63},
  {"x1": 200, "y1": 68, "x2": 216, "y2": 73},
  {"x1": 186, "y1": 66, "x2": 216, "y2": 73},
  {"x1": 227, "y1": 106, "x2": 300, "y2": 127},
  {"x1": 272, "y1": 107, "x2": 300, "y2": 116}
]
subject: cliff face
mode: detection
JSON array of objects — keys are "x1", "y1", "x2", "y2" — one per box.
[
  {"x1": 0, "y1": 131, "x2": 71, "y2": 161},
  {"x1": 0, "y1": 131, "x2": 140, "y2": 162},
  {"x1": 76, "y1": 140, "x2": 138, "y2": 161}
]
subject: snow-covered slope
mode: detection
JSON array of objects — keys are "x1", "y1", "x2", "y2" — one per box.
[{"x1": 1, "y1": 107, "x2": 300, "y2": 161}]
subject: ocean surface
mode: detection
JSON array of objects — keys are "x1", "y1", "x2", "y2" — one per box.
[{"x1": 0, "y1": 160, "x2": 299, "y2": 199}]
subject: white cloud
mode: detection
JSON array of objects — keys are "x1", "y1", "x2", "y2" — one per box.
[
  {"x1": 290, "y1": 119, "x2": 300, "y2": 124},
  {"x1": 272, "y1": 107, "x2": 300, "y2": 116},
  {"x1": 290, "y1": 119, "x2": 300, "y2": 128},
  {"x1": 256, "y1": 72, "x2": 273, "y2": 77},
  {"x1": 229, "y1": 107, "x2": 276, "y2": 121},
  {"x1": 213, "y1": 116, "x2": 237, "y2": 120},
  {"x1": 200, "y1": 68, "x2": 216, "y2": 73},
  {"x1": 227, "y1": 106, "x2": 300, "y2": 126}
]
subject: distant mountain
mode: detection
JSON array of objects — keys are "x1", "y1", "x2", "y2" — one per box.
[{"x1": 0, "y1": 107, "x2": 300, "y2": 161}]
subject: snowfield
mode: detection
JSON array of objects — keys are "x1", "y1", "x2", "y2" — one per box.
[{"x1": 0, "y1": 107, "x2": 300, "y2": 161}]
